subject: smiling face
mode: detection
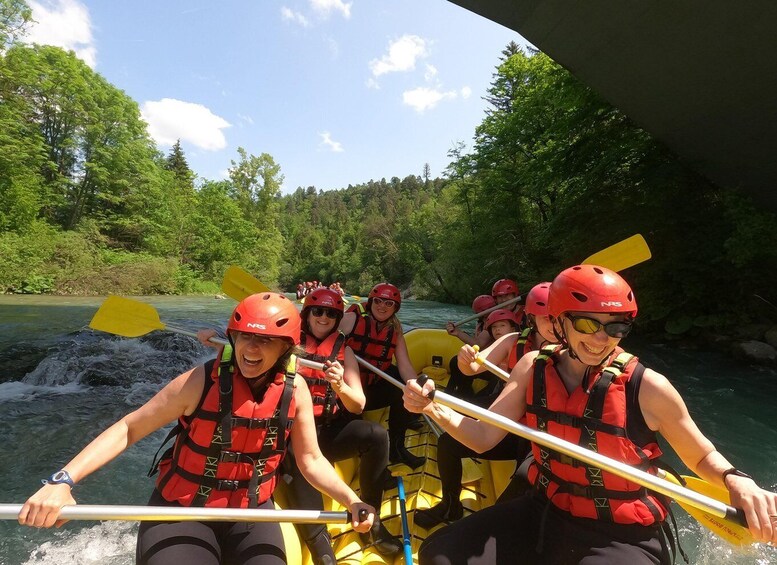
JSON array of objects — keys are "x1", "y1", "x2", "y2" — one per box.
[
  {"x1": 306, "y1": 307, "x2": 338, "y2": 340},
  {"x1": 561, "y1": 311, "x2": 625, "y2": 365},
  {"x1": 533, "y1": 314, "x2": 557, "y2": 343},
  {"x1": 370, "y1": 297, "x2": 397, "y2": 322},
  {"x1": 232, "y1": 331, "x2": 291, "y2": 378}
]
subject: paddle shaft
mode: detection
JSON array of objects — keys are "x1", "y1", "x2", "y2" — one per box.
[
  {"x1": 0, "y1": 503, "x2": 350, "y2": 524},
  {"x1": 353, "y1": 355, "x2": 747, "y2": 528},
  {"x1": 419, "y1": 378, "x2": 747, "y2": 527},
  {"x1": 474, "y1": 353, "x2": 510, "y2": 381},
  {"x1": 453, "y1": 294, "x2": 523, "y2": 327},
  {"x1": 396, "y1": 477, "x2": 413, "y2": 565}
]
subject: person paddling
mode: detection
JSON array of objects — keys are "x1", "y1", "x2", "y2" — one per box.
[
  {"x1": 405, "y1": 266, "x2": 777, "y2": 563},
  {"x1": 280, "y1": 288, "x2": 402, "y2": 560},
  {"x1": 445, "y1": 294, "x2": 497, "y2": 346},
  {"x1": 18, "y1": 293, "x2": 374, "y2": 565},
  {"x1": 416, "y1": 284, "x2": 555, "y2": 530},
  {"x1": 339, "y1": 283, "x2": 425, "y2": 470}
]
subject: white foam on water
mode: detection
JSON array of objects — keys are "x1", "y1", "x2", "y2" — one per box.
[
  {"x1": 0, "y1": 381, "x2": 86, "y2": 404},
  {"x1": 21, "y1": 522, "x2": 136, "y2": 565}
]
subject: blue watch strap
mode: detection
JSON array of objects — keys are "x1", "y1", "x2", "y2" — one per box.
[{"x1": 42, "y1": 469, "x2": 76, "y2": 487}]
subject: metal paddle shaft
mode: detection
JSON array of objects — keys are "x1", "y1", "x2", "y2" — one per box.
[
  {"x1": 415, "y1": 375, "x2": 748, "y2": 528},
  {"x1": 353, "y1": 355, "x2": 748, "y2": 529},
  {"x1": 453, "y1": 294, "x2": 524, "y2": 327},
  {"x1": 0, "y1": 503, "x2": 350, "y2": 524}
]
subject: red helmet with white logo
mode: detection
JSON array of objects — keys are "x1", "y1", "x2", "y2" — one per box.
[
  {"x1": 368, "y1": 282, "x2": 402, "y2": 311},
  {"x1": 484, "y1": 308, "x2": 518, "y2": 330},
  {"x1": 471, "y1": 294, "x2": 497, "y2": 314},
  {"x1": 228, "y1": 292, "x2": 301, "y2": 345},
  {"x1": 524, "y1": 282, "x2": 551, "y2": 317},
  {"x1": 302, "y1": 288, "x2": 345, "y2": 314},
  {"x1": 491, "y1": 278, "x2": 519, "y2": 297},
  {"x1": 548, "y1": 265, "x2": 637, "y2": 320}
]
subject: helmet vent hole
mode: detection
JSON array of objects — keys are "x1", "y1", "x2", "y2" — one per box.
[
  {"x1": 571, "y1": 291, "x2": 588, "y2": 303},
  {"x1": 593, "y1": 267, "x2": 604, "y2": 274},
  {"x1": 276, "y1": 318, "x2": 288, "y2": 328},
  {"x1": 234, "y1": 312, "x2": 242, "y2": 321},
  {"x1": 262, "y1": 293, "x2": 271, "y2": 300}
]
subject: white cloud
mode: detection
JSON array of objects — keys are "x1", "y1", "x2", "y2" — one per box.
[
  {"x1": 369, "y1": 35, "x2": 429, "y2": 77},
  {"x1": 424, "y1": 64, "x2": 438, "y2": 82},
  {"x1": 280, "y1": 6, "x2": 311, "y2": 27},
  {"x1": 310, "y1": 0, "x2": 352, "y2": 19},
  {"x1": 365, "y1": 77, "x2": 380, "y2": 90},
  {"x1": 402, "y1": 87, "x2": 457, "y2": 113},
  {"x1": 141, "y1": 98, "x2": 231, "y2": 151},
  {"x1": 460, "y1": 86, "x2": 472, "y2": 99},
  {"x1": 237, "y1": 113, "x2": 254, "y2": 126},
  {"x1": 319, "y1": 131, "x2": 344, "y2": 152},
  {"x1": 26, "y1": 0, "x2": 96, "y2": 68}
]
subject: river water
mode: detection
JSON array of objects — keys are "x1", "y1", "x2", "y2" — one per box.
[{"x1": 0, "y1": 295, "x2": 775, "y2": 565}]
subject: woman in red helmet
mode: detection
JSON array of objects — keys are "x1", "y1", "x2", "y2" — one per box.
[
  {"x1": 19, "y1": 293, "x2": 374, "y2": 565},
  {"x1": 492, "y1": 278, "x2": 524, "y2": 321},
  {"x1": 406, "y1": 266, "x2": 777, "y2": 563},
  {"x1": 282, "y1": 288, "x2": 402, "y2": 560},
  {"x1": 339, "y1": 282, "x2": 425, "y2": 470}
]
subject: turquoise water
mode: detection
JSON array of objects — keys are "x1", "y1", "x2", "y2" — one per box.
[{"x1": 0, "y1": 295, "x2": 775, "y2": 564}]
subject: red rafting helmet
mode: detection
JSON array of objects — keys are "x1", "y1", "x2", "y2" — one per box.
[
  {"x1": 228, "y1": 292, "x2": 301, "y2": 345},
  {"x1": 524, "y1": 282, "x2": 551, "y2": 317},
  {"x1": 368, "y1": 282, "x2": 402, "y2": 311},
  {"x1": 302, "y1": 287, "x2": 345, "y2": 314},
  {"x1": 491, "y1": 278, "x2": 519, "y2": 297},
  {"x1": 471, "y1": 294, "x2": 497, "y2": 314},
  {"x1": 484, "y1": 308, "x2": 518, "y2": 330},
  {"x1": 548, "y1": 265, "x2": 637, "y2": 320}
]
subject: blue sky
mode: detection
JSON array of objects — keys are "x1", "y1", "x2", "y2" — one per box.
[{"x1": 24, "y1": 0, "x2": 528, "y2": 193}]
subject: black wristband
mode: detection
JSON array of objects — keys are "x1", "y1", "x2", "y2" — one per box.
[{"x1": 722, "y1": 467, "x2": 752, "y2": 485}]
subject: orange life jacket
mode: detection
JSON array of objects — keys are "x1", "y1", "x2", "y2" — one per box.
[
  {"x1": 525, "y1": 345, "x2": 668, "y2": 525},
  {"x1": 345, "y1": 306, "x2": 397, "y2": 386},
  {"x1": 154, "y1": 347, "x2": 296, "y2": 508},
  {"x1": 299, "y1": 331, "x2": 346, "y2": 419}
]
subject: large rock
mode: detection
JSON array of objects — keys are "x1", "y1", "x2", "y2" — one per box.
[{"x1": 732, "y1": 340, "x2": 777, "y2": 363}]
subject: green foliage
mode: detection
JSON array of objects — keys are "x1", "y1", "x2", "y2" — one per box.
[{"x1": 0, "y1": 0, "x2": 31, "y2": 49}]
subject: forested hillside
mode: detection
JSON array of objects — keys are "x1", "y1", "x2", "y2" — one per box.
[{"x1": 2, "y1": 1, "x2": 776, "y2": 337}]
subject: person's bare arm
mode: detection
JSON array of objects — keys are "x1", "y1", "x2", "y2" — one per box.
[{"x1": 640, "y1": 368, "x2": 777, "y2": 542}]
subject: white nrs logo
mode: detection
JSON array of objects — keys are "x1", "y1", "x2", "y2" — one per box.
[
  {"x1": 246, "y1": 323, "x2": 266, "y2": 329},
  {"x1": 600, "y1": 301, "x2": 622, "y2": 307}
]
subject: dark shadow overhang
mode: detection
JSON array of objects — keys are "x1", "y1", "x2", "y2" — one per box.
[{"x1": 448, "y1": 0, "x2": 777, "y2": 210}]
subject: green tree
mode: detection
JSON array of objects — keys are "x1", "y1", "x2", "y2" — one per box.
[{"x1": 0, "y1": 0, "x2": 31, "y2": 50}]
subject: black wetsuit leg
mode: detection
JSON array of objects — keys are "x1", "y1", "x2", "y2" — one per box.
[
  {"x1": 136, "y1": 491, "x2": 286, "y2": 565},
  {"x1": 436, "y1": 432, "x2": 531, "y2": 502},
  {"x1": 419, "y1": 492, "x2": 669, "y2": 565}
]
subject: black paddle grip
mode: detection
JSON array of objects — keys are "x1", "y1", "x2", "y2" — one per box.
[{"x1": 416, "y1": 374, "x2": 436, "y2": 400}]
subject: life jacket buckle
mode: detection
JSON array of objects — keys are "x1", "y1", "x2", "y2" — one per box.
[{"x1": 216, "y1": 479, "x2": 240, "y2": 490}]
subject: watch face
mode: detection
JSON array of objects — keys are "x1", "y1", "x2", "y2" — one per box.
[{"x1": 51, "y1": 471, "x2": 68, "y2": 482}]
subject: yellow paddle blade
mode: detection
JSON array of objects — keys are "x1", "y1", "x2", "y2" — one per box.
[
  {"x1": 221, "y1": 265, "x2": 271, "y2": 302},
  {"x1": 89, "y1": 295, "x2": 166, "y2": 338},
  {"x1": 582, "y1": 234, "x2": 652, "y2": 272},
  {"x1": 664, "y1": 474, "x2": 754, "y2": 547}
]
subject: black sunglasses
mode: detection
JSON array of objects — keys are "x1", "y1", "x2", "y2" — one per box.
[
  {"x1": 566, "y1": 314, "x2": 632, "y2": 338},
  {"x1": 310, "y1": 307, "x2": 338, "y2": 319}
]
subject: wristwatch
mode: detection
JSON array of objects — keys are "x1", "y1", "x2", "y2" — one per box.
[
  {"x1": 41, "y1": 469, "x2": 76, "y2": 488},
  {"x1": 722, "y1": 467, "x2": 752, "y2": 485}
]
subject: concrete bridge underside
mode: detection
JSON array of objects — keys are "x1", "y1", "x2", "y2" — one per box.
[{"x1": 449, "y1": 1, "x2": 777, "y2": 210}]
